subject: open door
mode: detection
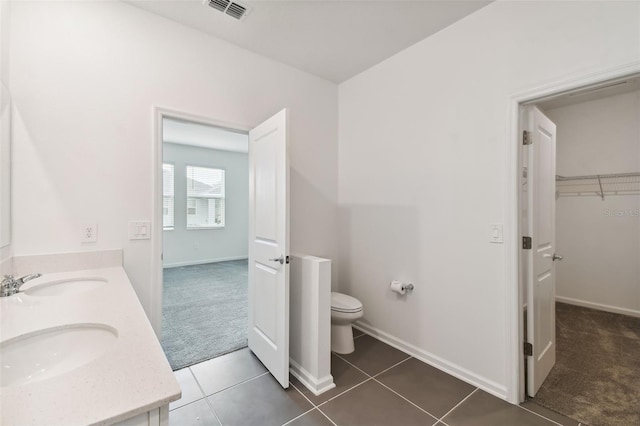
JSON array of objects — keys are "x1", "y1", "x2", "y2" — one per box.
[
  {"x1": 248, "y1": 109, "x2": 290, "y2": 388},
  {"x1": 525, "y1": 106, "x2": 558, "y2": 397}
]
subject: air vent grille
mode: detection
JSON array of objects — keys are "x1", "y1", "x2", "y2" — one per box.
[
  {"x1": 208, "y1": 0, "x2": 229, "y2": 12},
  {"x1": 226, "y1": 2, "x2": 247, "y2": 20},
  {"x1": 205, "y1": 0, "x2": 249, "y2": 20}
]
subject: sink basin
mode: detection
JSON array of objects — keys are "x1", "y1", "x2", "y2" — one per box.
[
  {"x1": 23, "y1": 277, "x2": 107, "y2": 297},
  {"x1": 1, "y1": 324, "x2": 118, "y2": 387}
]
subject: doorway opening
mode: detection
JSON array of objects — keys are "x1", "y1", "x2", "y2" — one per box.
[
  {"x1": 160, "y1": 115, "x2": 250, "y2": 370},
  {"x1": 152, "y1": 107, "x2": 291, "y2": 389},
  {"x1": 517, "y1": 75, "x2": 640, "y2": 425}
]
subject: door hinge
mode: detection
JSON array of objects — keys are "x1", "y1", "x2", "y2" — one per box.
[
  {"x1": 285, "y1": 256, "x2": 290, "y2": 264},
  {"x1": 524, "y1": 342, "x2": 533, "y2": 357},
  {"x1": 522, "y1": 236, "x2": 532, "y2": 250},
  {"x1": 523, "y1": 130, "x2": 532, "y2": 145}
]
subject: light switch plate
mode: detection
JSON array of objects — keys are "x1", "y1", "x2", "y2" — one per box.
[
  {"x1": 129, "y1": 221, "x2": 151, "y2": 240},
  {"x1": 489, "y1": 223, "x2": 503, "y2": 244}
]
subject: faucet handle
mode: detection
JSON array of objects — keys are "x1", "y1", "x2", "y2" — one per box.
[{"x1": 4, "y1": 274, "x2": 14, "y2": 279}]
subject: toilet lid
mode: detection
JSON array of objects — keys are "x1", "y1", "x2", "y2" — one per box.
[{"x1": 331, "y1": 292, "x2": 363, "y2": 313}]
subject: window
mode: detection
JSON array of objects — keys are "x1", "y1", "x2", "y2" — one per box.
[
  {"x1": 187, "y1": 198, "x2": 197, "y2": 216},
  {"x1": 186, "y1": 165, "x2": 225, "y2": 228},
  {"x1": 162, "y1": 163, "x2": 174, "y2": 230}
]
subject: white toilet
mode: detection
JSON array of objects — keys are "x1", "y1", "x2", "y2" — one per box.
[{"x1": 330, "y1": 292, "x2": 364, "y2": 354}]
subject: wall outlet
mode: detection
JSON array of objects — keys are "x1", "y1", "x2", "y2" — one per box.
[{"x1": 81, "y1": 223, "x2": 97, "y2": 243}]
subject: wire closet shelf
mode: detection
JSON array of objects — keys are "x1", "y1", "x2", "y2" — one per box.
[{"x1": 556, "y1": 172, "x2": 640, "y2": 200}]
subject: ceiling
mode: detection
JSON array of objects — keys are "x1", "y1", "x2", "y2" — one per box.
[
  {"x1": 126, "y1": 0, "x2": 491, "y2": 83},
  {"x1": 163, "y1": 118, "x2": 249, "y2": 153}
]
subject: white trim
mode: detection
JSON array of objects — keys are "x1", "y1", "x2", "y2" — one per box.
[
  {"x1": 556, "y1": 296, "x2": 640, "y2": 318},
  {"x1": 163, "y1": 256, "x2": 248, "y2": 269},
  {"x1": 353, "y1": 322, "x2": 508, "y2": 400},
  {"x1": 504, "y1": 61, "x2": 640, "y2": 404},
  {"x1": 289, "y1": 359, "x2": 336, "y2": 396},
  {"x1": 151, "y1": 106, "x2": 251, "y2": 337},
  {"x1": 504, "y1": 92, "x2": 522, "y2": 404}
]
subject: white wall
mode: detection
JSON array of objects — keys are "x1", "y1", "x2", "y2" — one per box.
[
  {"x1": 163, "y1": 142, "x2": 248, "y2": 268},
  {"x1": 0, "y1": 0, "x2": 9, "y2": 86},
  {"x1": 338, "y1": 1, "x2": 640, "y2": 399},
  {"x1": 545, "y1": 90, "x2": 640, "y2": 316},
  {"x1": 0, "y1": 0, "x2": 12, "y2": 276},
  {"x1": 9, "y1": 1, "x2": 338, "y2": 320},
  {"x1": 290, "y1": 255, "x2": 333, "y2": 395}
]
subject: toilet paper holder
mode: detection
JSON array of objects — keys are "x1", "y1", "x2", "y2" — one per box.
[{"x1": 390, "y1": 280, "x2": 414, "y2": 294}]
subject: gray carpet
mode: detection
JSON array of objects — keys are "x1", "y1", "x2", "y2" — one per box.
[
  {"x1": 161, "y1": 260, "x2": 248, "y2": 370},
  {"x1": 534, "y1": 302, "x2": 640, "y2": 426}
]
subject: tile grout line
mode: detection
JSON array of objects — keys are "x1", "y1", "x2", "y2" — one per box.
[
  {"x1": 202, "y1": 395, "x2": 224, "y2": 426},
  {"x1": 279, "y1": 406, "x2": 317, "y2": 426},
  {"x1": 289, "y1": 381, "x2": 339, "y2": 426},
  {"x1": 169, "y1": 396, "x2": 207, "y2": 412},
  {"x1": 436, "y1": 387, "x2": 478, "y2": 423},
  {"x1": 186, "y1": 367, "x2": 224, "y2": 426},
  {"x1": 518, "y1": 405, "x2": 564, "y2": 426},
  {"x1": 372, "y1": 356, "x2": 412, "y2": 378},
  {"x1": 332, "y1": 353, "x2": 373, "y2": 378},
  {"x1": 201, "y1": 370, "x2": 271, "y2": 398},
  {"x1": 290, "y1": 382, "x2": 318, "y2": 408},
  {"x1": 316, "y1": 377, "x2": 374, "y2": 408},
  {"x1": 316, "y1": 408, "x2": 339, "y2": 426},
  {"x1": 185, "y1": 366, "x2": 270, "y2": 424},
  {"x1": 333, "y1": 351, "x2": 412, "y2": 381},
  {"x1": 322, "y1": 353, "x2": 438, "y2": 424},
  {"x1": 372, "y1": 377, "x2": 439, "y2": 422}
]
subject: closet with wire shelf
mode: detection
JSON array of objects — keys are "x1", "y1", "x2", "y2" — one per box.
[{"x1": 555, "y1": 171, "x2": 640, "y2": 200}]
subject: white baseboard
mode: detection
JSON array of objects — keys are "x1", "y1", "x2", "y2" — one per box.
[
  {"x1": 353, "y1": 322, "x2": 508, "y2": 401},
  {"x1": 163, "y1": 256, "x2": 247, "y2": 269},
  {"x1": 556, "y1": 296, "x2": 640, "y2": 318},
  {"x1": 289, "y1": 359, "x2": 335, "y2": 396}
]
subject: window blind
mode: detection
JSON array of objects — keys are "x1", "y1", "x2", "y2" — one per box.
[{"x1": 162, "y1": 164, "x2": 174, "y2": 229}]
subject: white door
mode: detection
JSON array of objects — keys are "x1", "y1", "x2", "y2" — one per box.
[
  {"x1": 525, "y1": 106, "x2": 558, "y2": 397},
  {"x1": 248, "y1": 109, "x2": 290, "y2": 388}
]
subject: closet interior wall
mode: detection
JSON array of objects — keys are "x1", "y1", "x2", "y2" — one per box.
[{"x1": 544, "y1": 89, "x2": 640, "y2": 316}]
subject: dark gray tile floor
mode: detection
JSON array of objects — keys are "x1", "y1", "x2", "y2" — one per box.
[{"x1": 169, "y1": 331, "x2": 581, "y2": 426}]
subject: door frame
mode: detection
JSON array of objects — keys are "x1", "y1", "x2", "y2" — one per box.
[
  {"x1": 504, "y1": 61, "x2": 640, "y2": 404},
  {"x1": 150, "y1": 106, "x2": 250, "y2": 335}
]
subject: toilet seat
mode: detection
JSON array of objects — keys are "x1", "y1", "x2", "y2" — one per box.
[{"x1": 331, "y1": 292, "x2": 363, "y2": 313}]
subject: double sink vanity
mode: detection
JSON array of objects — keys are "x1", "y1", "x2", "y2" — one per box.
[
  {"x1": 0, "y1": 254, "x2": 180, "y2": 425},
  {"x1": 0, "y1": 81, "x2": 179, "y2": 425}
]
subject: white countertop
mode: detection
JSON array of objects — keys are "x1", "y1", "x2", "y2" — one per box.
[{"x1": 0, "y1": 267, "x2": 181, "y2": 425}]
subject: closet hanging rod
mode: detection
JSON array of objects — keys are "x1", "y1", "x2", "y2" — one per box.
[{"x1": 556, "y1": 172, "x2": 640, "y2": 181}]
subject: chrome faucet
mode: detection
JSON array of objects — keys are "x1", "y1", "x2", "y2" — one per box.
[{"x1": 1, "y1": 273, "x2": 42, "y2": 297}]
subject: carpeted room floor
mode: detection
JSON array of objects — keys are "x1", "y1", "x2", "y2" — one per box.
[
  {"x1": 534, "y1": 302, "x2": 640, "y2": 426},
  {"x1": 161, "y1": 260, "x2": 249, "y2": 371}
]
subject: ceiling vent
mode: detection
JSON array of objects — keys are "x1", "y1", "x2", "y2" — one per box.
[{"x1": 204, "y1": 0, "x2": 250, "y2": 21}]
